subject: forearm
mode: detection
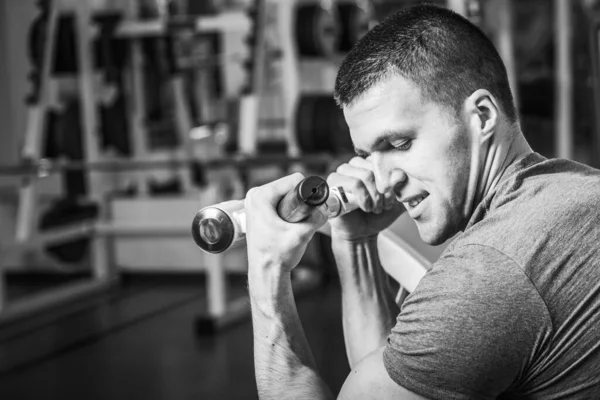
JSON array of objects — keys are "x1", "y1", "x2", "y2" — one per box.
[
  {"x1": 332, "y1": 234, "x2": 399, "y2": 368},
  {"x1": 249, "y1": 270, "x2": 333, "y2": 400}
]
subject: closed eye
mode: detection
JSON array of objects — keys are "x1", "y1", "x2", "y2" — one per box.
[{"x1": 392, "y1": 140, "x2": 412, "y2": 151}]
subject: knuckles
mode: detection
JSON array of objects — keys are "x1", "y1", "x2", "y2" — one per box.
[
  {"x1": 289, "y1": 171, "x2": 305, "y2": 183},
  {"x1": 335, "y1": 162, "x2": 375, "y2": 185},
  {"x1": 347, "y1": 156, "x2": 369, "y2": 168},
  {"x1": 335, "y1": 163, "x2": 349, "y2": 175},
  {"x1": 244, "y1": 187, "x2": 260, "y2": 207}
]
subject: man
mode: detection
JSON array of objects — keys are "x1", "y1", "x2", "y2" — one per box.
[{"x1": 244, "y1": 4, "x2": 600, "y2": 399}]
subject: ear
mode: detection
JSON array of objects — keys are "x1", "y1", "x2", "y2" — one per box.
[{"x1": 464, "y1": 89, "x2": 500, "y2": 143}]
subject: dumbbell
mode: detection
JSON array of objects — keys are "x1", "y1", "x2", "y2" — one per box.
[{"x1": 191, "y1": 176, "x2": 357, "y2": 254}]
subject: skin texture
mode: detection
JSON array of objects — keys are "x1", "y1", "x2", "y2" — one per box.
[
  {"x1": 244, "y1": 74, "x2": 532, "y2": 399},
  {"x1": 332, "y1": 74, "x2": 531, "y2": 245},
  {"x1": 340, "y1": 75, "x2": 484, "y2": 245}
]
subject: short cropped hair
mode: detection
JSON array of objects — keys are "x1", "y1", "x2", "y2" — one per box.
[{"x1": 334, "y1": 4, "x2": 517, "y2": 122}]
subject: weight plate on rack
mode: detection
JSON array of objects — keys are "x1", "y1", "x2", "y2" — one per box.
[
  {"x1": 295, "y1": 3, "x2": 340, "y2": 57},
  {"x1": 337, "y1": 1, "x2": 372, "y2": 52}
]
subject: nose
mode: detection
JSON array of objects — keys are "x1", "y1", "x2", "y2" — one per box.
[{"x1": 370, "y1": 153, "x2": 407, "y2": 194}]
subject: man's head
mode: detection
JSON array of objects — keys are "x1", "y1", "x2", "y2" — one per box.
[
  {"x1": 334, "y1": 5, "x2": 519, "y2": 245},
  {"x1": 334, "y1": 4, "x2": 516, "y2": 122}
]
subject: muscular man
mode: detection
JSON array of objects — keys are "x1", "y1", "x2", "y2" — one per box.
[{"x1": 244, "y1": 5, "x2": 600, "y2": 399}]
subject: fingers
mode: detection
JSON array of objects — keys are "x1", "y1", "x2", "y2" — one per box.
[
  {"x1": 245, "y1": 172, "x2": 325, "y2": 229},
  {"x1": 328, "y1": 157, "x2": 384, "y2": 214},
  {"x1": 383, "y1": 190, "x2": 396, "y2": 210},
  {"x1": 347, "y1": 156, "x2": 372, "y2": 169}
]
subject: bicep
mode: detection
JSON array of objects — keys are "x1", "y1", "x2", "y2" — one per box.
[{"x1": 337, "y1": 347, "x2": 430, "y2": 400}]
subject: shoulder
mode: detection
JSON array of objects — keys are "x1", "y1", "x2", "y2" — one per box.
[
  {"x1": 490, "y1": 156, "x2": 600, "y2": 222},
  {"x1": 408, "y1": 243, "x2": 548, "y2": 318},
  {"x1": 457, "y1": 157, "x2": 600, "y2": 271},
  {"x1": 384, "y1": 244, "x2": 553, "y2": 399}
]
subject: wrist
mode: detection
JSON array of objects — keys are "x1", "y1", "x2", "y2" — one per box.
[
  {"x1": 331, "y1": 230, "x2": 379, "y2": 246},
  {"x1": 248, "y1": 267, "x2": 292, "y2": 304},
  {"x1": 331, "y1": 233, "x2": 384, "y2": 281}
]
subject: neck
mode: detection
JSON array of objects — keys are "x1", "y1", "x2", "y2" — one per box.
[{"x1": 466, "y1": 121, "x2": 532, "y2": 216}]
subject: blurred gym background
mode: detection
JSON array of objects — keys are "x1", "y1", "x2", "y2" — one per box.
[{"x1": 0, "y1": 0, "x2": 599, "y2": 399}]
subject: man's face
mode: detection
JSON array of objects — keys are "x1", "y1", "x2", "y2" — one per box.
[{"x1": 343, "y1": 75, "x2": 474, "y2": 245}]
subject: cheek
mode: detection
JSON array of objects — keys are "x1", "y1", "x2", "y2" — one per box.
[
  {"x1": 441, "y1": 128, "x2": 471, "y2": 196},
  {"x1": 445, "y1": 125, "x2": 471, "y2": 169}
]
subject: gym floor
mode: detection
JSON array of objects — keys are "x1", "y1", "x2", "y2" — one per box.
[{"x1": 0, "y1": 273, "x2": 350, "y2": 399}]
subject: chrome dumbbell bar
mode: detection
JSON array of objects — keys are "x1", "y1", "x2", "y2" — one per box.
[{"x1": 191, "y1": 176, "x2": 357, "y2": 254}]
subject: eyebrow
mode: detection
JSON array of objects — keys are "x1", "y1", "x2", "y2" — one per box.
[{"x1": 354, "y1": 129, "x2": 415, "y2": 157}]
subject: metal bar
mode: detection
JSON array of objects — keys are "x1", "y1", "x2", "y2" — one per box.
[
  {"x1": 95, "y1": 223, "x2": 191, "y2": 237},
  {"x1": 75, "y1": 1, "x2": 104, "y2": 198},
  {"x1": 115, "y1": 12, "x2": 252, "y2": 38},
  {"x1": 2, "y1": 223, "x2": 96, "y2": 253},
  {"x1": 15, "y1": 2, "x2": 60, "y2": 242},
  {"x1": 238, "y1": 0, "x2": 268, "y2": 155},
  {"x1": 21, "y1": 6, "x2": 59, "y2": 160},
  {"x1": 123, "y1": 0, "x2": 151, "y2": 196},
  {"x1": 206, "y1": 254, "x2": 227, "y2": 317},
  {"x1": 238, "y1": 95, "x2": 260, "y2": 155},
  {"x1": 171, "y1": 76, "x2": 194, "y2": 192},
  {"x1": 125, "y1": 40, "x2": 150, "y2": 195},
  {"x1": 15, "y1": 183, "x2": 37, "y2": 242},
  {"x1": 496, "y1": 0, "x2": 519, "y2": 109},
  {"x1": 90, "y1": 235, "x2": 112, "y2": 280},
  {"x1": 0, "y1": 153, "x2": 340, "y2": 176},
  {"x1": 193, "y1": 12, "x2": 251, "y2": 33},
  {"x1": 278, "y1": 0, "x2": 301, "y2": 157},
  {"x1": 0, "y1": 277, "x2": 117, "y2": 325},
  {"x1": 555, "y1": 0, "x2": 574, "y2": 159},
  {"x1": 116, "y1": 19, "x2": 164, "y2": 37},
  {"x1": 174, "y1": 52, "x2": 248, "y2": 69},
  {"x1": 74, "y1": 3, "x2": 114, "y2": 284},
  {"x1": 90, "y1": 197, "x2": 112, "y2": 281},
  {"x1": 248, "y1": 0, "x2": 268, "y2": 98}
]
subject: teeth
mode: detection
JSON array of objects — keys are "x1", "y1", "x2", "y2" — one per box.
[{"x1": 407, "y1": 195, "x2": 425, "y2": 208}]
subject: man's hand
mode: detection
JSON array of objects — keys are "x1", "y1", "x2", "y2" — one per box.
[
  {"x1": 328, "y1": 157, "x2": 405, "y2": 241},
  {"x1": 244, "y1": 173, "x2": 334, "y2": 400},
  {"x1": 244, "y1": 173, "x2": 329, "y2": 275}
]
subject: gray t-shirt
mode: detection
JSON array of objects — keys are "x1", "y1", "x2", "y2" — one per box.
[{"x1": 383, "y1": 153, "x2": 600, "y2": 399}]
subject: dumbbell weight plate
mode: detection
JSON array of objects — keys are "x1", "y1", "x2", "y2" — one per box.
[
  {"x1": 295, "y1": 3, "x2": 340, "y2": 57},
  {"x1": 337, "y1": 1, "x2": 372, "y2": 52},
  {"x1": 327, "y1": 98, "x2": 353, "y2": 154},
  {"x1": 313, "y1": 96, "x2": 336, "y2": 152},
  {"x1": 314, "y1": 96, "x2": 352, "y2": 154},
  {"x1": 295, "y1": 95, "x2": 352, "y2": 154},
  {"x1": 295, "y1": 96, "x2": 319, "y2": 152}
]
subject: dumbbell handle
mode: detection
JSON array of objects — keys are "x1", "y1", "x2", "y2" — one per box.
[
  {"x1": 191, "y1": 176, "x2": 357, "y2": 254},
  {"x1": 275, "y1": 175, "x2": 330, "y2": 223}
]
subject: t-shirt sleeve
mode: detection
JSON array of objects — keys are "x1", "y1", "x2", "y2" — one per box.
[{"x1": 383, "y1": 244, "x2": 552, "y2": 400}]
